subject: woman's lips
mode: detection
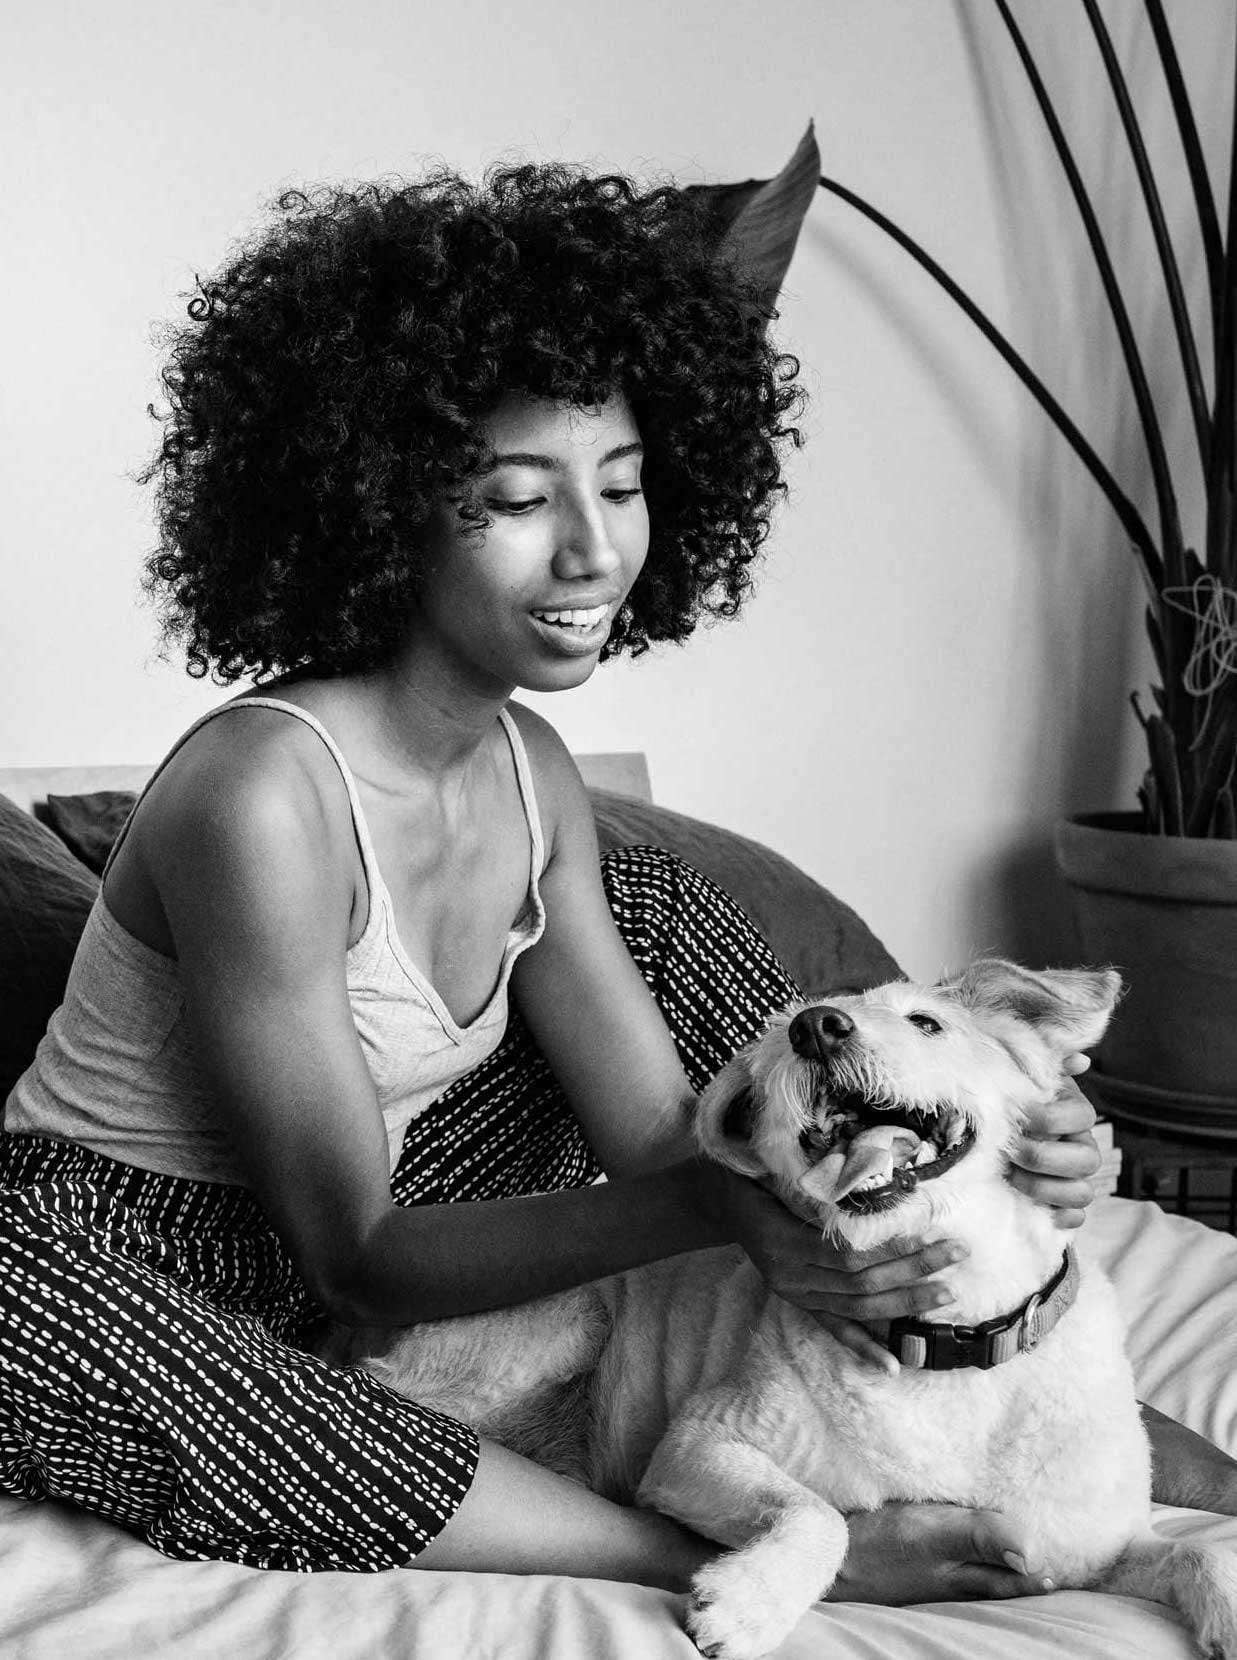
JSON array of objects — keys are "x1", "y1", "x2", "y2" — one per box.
[{"x1": 529, "y1": 604, "x2": 613, "y2": 654}]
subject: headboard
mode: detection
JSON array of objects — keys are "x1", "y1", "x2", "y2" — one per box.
[{"x1": 0, "y1": 752, "x2": 653, "y2": 818}]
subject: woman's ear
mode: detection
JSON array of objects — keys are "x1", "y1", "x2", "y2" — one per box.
[{"x1": 695, "y1": 1053, "x2": 768, "y2": 1178}]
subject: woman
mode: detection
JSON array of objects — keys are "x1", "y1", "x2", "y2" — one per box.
[{"x1": 0, "y1": 164, "x2": 1102, "y2": 1597}]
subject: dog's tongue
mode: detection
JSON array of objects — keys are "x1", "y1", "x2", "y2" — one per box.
[{"x1": 799, "y1": 1123, "x2": 922, "y2": 1205}]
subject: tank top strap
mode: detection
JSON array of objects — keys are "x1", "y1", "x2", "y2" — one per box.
[
  {"x1": 101, "y1": 697, "x2": 386, "y2": 906},
  {"x1": 497, "y1": 707, "x2": 547, "y2": 881}
]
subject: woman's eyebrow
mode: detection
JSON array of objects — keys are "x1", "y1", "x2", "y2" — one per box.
[{"x1": 482, "y1": 441, "x2": 644, "y2": 473}]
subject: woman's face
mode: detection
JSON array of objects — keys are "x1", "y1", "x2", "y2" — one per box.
[{"x1": 405, "y1": 392, "x2": 649, "y2": 699}]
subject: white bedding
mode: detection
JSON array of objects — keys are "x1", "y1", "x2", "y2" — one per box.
[{"x1": 3, "y1": 1195, "x2": 1235, "y2": 1660}]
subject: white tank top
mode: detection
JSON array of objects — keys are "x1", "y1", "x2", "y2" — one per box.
[{"x1": 4, "y1": 698, "x2": 547, "y2": 1185}]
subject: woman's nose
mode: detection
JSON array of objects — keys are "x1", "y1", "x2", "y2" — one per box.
[{"x1": 551, "y1": 502, "x2": 623, "y2": 579}]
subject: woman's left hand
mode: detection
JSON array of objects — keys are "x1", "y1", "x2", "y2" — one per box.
[{"x1": 1006, "y1": 1054, "x2": 1102, "y2": 1229}]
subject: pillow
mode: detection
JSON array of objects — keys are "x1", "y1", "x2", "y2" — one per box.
[
  {"x1": 43, "y1": 791, "x2": 137, "y2": 876},
  {"x1": 0, "y1": 795, "x2": 99, "y2": 1106},
  {"x1": 589, "y1": 789, "x2": 901, "y2": 995}
]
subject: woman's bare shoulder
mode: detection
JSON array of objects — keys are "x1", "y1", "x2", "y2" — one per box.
[
  {"x1": 504, "y1": 702, "x2": 592, "y2": 819},
  {"x1": 504, "y1": 701, "x2": 599, "y2": 874},
  {"x1": 133, "y1": 703, "x2": 359, "y2": 882}
]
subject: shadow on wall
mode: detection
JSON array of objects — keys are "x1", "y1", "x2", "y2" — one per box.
[{"x1": 970, "y1": 837, "x2": 1081, "y2": 969}]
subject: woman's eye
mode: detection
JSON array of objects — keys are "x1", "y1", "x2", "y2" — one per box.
[
  {"x1": 604, "y1": 487, "x2": 644, "y2": 504},
  {"x1": 488, "y1": 498, "x2": 543, "y2": 515},
  {"x1": 907, "y1": 1013, "x2": 943, "y2": 1035}
]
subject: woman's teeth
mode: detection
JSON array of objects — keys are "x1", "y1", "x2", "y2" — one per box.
[{"x1": 534, "y1": 606, "x2": 608, "y2": 630}]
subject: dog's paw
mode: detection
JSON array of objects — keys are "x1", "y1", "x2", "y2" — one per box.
[{"x1": 686, "y1": 1556, "x2": 805, "y2": 1660}]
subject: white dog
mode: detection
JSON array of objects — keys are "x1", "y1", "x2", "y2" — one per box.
[{"x1": 329, "y1": 960, "x2": 1237, "y2": 1660}]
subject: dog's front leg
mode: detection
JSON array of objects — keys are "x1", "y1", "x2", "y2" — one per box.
[{"x1": 638, "y1": 1423, "x2": 846, "y2": 1660}]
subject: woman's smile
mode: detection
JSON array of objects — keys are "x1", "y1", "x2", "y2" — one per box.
[{"x1": 528, "y1": 595, "x2": 621, "y2": 655}]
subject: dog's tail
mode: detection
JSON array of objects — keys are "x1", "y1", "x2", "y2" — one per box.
[{"x1": 1101, "y1": 1534, "x2": 1237, "y2": 1658}]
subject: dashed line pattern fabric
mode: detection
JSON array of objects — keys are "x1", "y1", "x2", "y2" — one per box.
[{"x1": 0, "y1": 847, "x2": 798, "y2": 1571}]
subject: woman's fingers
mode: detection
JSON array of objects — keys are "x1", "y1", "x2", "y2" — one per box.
[
  {"x1": 959, "y1": 1506, "x2": 1045, "y2": 1574},
  {"x1": 946, "y1": 1563, "x2": 1054, "y2": 1600},
  {"x1": 808, "y1": 1275, "x2": 957, "y2": 1325},
  {"x1": 1021, "y1": 1080, "x2": 1097, "y2": 1141},
  {"x1": 815, "y1": 1237, "x2": 965, "y2": 1295},
  {"x1": 1008, "y1": 1081, "x2": 1101, "y2": 1220},
  {"x1": 1011, "y1": 1132, "x2": 1101, "y2": 1179},
  {"x1": 782, "y1": 1237, "x2": 968, "y2": 1324}
]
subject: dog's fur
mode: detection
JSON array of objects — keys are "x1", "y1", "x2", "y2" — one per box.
[{"x1": 327, "y1": 960, "x2": 1237, "y2": 1660}]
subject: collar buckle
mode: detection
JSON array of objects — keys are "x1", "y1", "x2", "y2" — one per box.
[{"x1": 1018, "y1": 1291, "x2": 1044, "y2": 1354}]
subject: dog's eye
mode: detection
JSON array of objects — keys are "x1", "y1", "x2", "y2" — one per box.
[{"x1": 907, "y1": 1013, "x2": 943, "y2": 1035}]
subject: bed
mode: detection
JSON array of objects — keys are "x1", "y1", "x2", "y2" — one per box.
[{"x1": 1, "y1": 755, "x2": 1235, "y2": 1660}]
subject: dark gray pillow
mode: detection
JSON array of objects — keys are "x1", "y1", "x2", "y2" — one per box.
[
  {"x1": 588, "y1": 788, "x2": 901, "y2": 995},
  {"x1": 0, "y1": 794, "x2": 99, "y2": 1106},
  {"x1": 43, "y1": 790, "x2": 137, "y2": 876}
]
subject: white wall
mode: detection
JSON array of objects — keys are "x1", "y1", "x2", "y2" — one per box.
[{"x1": 3, "y1": 0, "x2": 1229, "y2": 978}]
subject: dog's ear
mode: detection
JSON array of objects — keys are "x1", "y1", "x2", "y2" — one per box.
[
  {"x1": 695, "y1": 1055, "x2": 768, "y2": 1178},
  {"x1": 944, "y1": 958, "x2": 1123, "y2": 1054}
]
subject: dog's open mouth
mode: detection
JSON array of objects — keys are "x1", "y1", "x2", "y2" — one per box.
[{"x1": 798, "y1": 1091, "x2": 976, "y2": 1212}]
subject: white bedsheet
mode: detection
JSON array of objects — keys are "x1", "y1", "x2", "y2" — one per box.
[{"x1": 2, "y1": 1195, "x2": 1234, "y2": 1660}]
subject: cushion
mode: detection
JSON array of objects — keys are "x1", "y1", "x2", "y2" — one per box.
[
  {"x1": 43, "y1": 791, "x2": 137, "y2": 876},
  {"x1": 0, "y1": 795, "x2": 99, "y2": 1106},
  {"x1": 589, "y1": 789, "x2": 901, "y2": 995}
]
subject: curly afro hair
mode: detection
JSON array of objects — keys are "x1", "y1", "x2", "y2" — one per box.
[{"x1": 142, "y1": 162, "x2": 806, "y2": 682}]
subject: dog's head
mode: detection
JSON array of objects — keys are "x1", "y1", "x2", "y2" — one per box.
[{"x1": 696, "y1": 959, "x2": 1121, "y2": 1247}]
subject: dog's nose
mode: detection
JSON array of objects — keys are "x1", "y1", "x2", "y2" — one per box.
[{"x1": 788, "y1": 1005, "x2": 855, "y2": 1060}]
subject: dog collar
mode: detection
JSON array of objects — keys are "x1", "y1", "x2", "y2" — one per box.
[{"x1": 884, "y1": 1245, "x2": 1079, "y2": 1372}]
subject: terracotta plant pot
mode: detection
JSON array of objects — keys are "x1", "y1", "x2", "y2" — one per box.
[{"x1": 1054, "y1": 813, "x2": 1237, "y2": 1130}]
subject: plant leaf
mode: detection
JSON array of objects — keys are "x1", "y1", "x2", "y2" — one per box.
[
  {"x1": 1215, "y1": 784, "x2": 1237, "y2": 839},
  {"x1": 1184, "y1": 698, "x2": 1237, "y2": 835},
  {"x1": 1146, "y1": 714, "x2": 1185, "y2": 834},
  {"x1": 1144, "y1": 605, "x2": 1166, "y2": 678},
  {"x1": 1144, "y1": 0, "x2": 1225, "y2": 348},
  {"x1": 685, "y1": 122, "x2": 821, "y2": 313},
  {"x1": 1137, "y1": 766, "x2": 1162, "y2": 832},
  {"x1": 1083, "y1": 0, "x2": 1210, "y2": 473}
]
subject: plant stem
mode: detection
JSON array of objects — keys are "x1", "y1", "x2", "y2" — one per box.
[
  {"x1": 1083, "y1": 0, "x2": 1210, "y2": 473},
  {"x1": 1212, "y1": 15, "x2": 1237, "y2": 589},
  {"x1": 1143, "y1": 0, "x2": 1225, "y2": 369},
  {"x1": 814, "y1": 173, "x2": 1163, "y2": 594},
  {"x1": 1185, "y1": 695, "x2": 1237, "y2": 835},
  {"x1": 993, "y1": 0, "x2": 1186, "y2": 596}
]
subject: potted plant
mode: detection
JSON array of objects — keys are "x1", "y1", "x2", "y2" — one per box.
[{"x1": 691, "y1": 2, "x2": 1237, "y2": 1128}]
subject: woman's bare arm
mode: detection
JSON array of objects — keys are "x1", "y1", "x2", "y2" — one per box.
[{"x1": 507, "y1": 707, "x2": 700, "y2": 1176}]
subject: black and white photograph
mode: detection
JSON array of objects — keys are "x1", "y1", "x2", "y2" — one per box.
[{"x1": 3, "y1": 2, "x2": 1237, "y2": 1655}]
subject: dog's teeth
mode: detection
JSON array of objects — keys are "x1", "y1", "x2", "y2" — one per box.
[{"x1": 913, "y1": 1142, "x2": 938, "y2": 1166}]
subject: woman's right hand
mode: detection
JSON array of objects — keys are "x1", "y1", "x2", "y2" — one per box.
[
  {"x1": 828, "y1": 1504, "x2": 1057, "y2": 1602},
  {"x1": 701, "y1": 1165, "x2": 968, "y2": 1372}
]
